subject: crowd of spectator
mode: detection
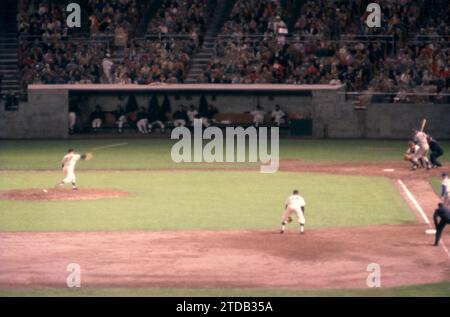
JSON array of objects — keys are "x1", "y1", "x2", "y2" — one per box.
[
  {"x1": 293, "y1": 0, "x2": 450, "y2": 40},
  {"x1": 113, "y1": 38, "x2": 197, "y2": 84},
  {"x1": 148, "y1": 0, "x2": 213, "y2": 38},
  {"x1": 17, "y1": 0, "x2": 69, "y2": 38},
  {"x1": 198, "y1": 0, "x2": 449, "y2": 103},
  {"x1": 14, "y1": 0, "x2": 450, "y2": 103},
  {"x1": 19, "y1": 39, "x2": 108, "y2": 88},
  {"x1": 88, "y1": 0, "x2": 143, "y2": 35},
  {"x1": 366, "y1": 41, "x2": 450, "y2": 103}
]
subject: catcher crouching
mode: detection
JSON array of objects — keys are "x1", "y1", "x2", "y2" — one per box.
[
  {"x1": 56, "y1": 149, "x2": 93, "y2": 190},
  {"x1": 404, "y1": 141, "x2": 425, "y2": 170}
]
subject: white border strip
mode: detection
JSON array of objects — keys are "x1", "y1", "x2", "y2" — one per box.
[{"x1": 397, "y1": 179, "x2": 450, "y2": 259}]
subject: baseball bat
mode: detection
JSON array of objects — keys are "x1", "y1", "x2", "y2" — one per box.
[{"x1": 420, "y1": 119, "x2": 427, "y2": 132}]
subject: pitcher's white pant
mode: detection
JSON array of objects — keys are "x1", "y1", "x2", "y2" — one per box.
[
  {"x1": 68, "y1": 112, "x2": 76, "y2": 131},
  {"x1": 116, "y1": 115, "x2": 127, "y2": 130},
  {"x1": 92, "y1": 118, "x2": 102, "y2": 129},
  {"x1": 137, "y1": 119, "x2": 149, "y2": 134},
  {"x1": 282, "y1": 205, "x2": 305, "y2": 225},
  {"x1": 62, "y1": 167, "x2": 76, "y2": 184}
]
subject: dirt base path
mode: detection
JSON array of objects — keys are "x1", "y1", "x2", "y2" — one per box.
[
  {"x1": 280, "y1": 160, "x2": 445, "y2": 179},
  {"x1": 1, "y1": 226, "x2": 449, "y2": 289}
]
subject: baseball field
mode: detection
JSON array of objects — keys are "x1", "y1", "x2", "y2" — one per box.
[{"x1": 0, "y1": 139, "x2": 449, "y2": 296}]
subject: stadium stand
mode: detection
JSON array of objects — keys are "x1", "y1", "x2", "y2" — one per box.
[{"x1": 3, "y1": 0, "x2": 448, "y2": 106}]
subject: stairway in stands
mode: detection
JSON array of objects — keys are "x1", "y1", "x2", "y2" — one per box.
[
  {"x1": 0, "y1": 0, "x2": 20, "y2": 95},
  {"x1": 0, "y1": 35, "x2": 19, "y2": 95},
  {"x1": 184, "y1": 0, "x2": 235, "y2": 83}
]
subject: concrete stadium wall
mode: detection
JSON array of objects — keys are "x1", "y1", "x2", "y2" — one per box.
[
  {"x1": 0, "y1": 85, "x2": 449, "y2": 139},
  {"x1": 324, "y1": 101, "x2": 450, "y2": 139},
  {"x1": 0, "y1": 89, "x2": 68, "y2": 139},
  {"x1": 365, "y1": 103, "x2": 450, "y2": 139}
]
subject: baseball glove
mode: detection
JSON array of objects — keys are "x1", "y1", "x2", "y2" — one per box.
[
  {"x1": 403, "y1": 154, "x2": 413, "y2": 161},
  {"x1": 82, "y1": 152, "x2": 93, "y2": 161},
  {"x1": 285, "y1": 216, "x2": 293, "y2": 224}
]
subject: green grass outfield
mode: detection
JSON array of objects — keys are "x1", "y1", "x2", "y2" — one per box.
[
  {"x1": 1, "y1": 282, "x2": 450, "y2": 297},
  {"x1": 0, "y1": 139, "x2": 449, "y2": 170},
  {"x1": 0, "y1": 171, "x2": 413, "y2": 231}
]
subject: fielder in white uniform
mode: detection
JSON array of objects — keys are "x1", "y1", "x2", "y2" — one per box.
[
  {"x1": 57, "y1": 149, "x2": 85, "y2": 190},
  {"x1": 280, "y1": 190, "x2": 306, "y2": 234}
]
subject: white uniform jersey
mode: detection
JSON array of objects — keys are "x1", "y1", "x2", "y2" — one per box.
[
  {"x1": 285, "y1": 194, "x2": 306, "y2": 209},
  {"x1": 414, "y1": 132, "x2": 428, "y2": 148},
  {"x1": 62, "y1": 153, "x2": 81, "y2": 171}
]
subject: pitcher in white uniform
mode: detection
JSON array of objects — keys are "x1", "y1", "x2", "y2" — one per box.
[
  {"x1": 280, "y1": 190, "x2": 306, "y2": 234},
  {"x1": 57, "y1": 149, "x2": 87, "y2": 190}
]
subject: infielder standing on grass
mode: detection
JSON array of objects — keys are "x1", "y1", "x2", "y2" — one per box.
[
  {"x1": 56, "y1": 149, "x2": 90, "y2": 190},
  {"x1": 280, "y1": 190, "x2": 306, "y2": 234}
]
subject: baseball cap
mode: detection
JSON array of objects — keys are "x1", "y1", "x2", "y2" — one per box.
[{"x1": 442, "y1": 172, "x2": 448, "y2": 177}]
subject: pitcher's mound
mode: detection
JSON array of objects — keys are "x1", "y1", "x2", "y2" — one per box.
[{"x1": 0, "y1": 189, "x2": 129, "y2": 201}]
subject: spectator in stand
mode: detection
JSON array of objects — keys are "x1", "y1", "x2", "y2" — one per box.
[{"x1": 102, "y1": 54, "x2": 114, "y2": 84}]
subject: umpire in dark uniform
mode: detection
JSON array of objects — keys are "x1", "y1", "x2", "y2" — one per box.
[
  {"x1": 427, "y1": 136, "x2": 444, "y2": 168},
  {"x1": 433, "y1": 203, "x2": 450, "y2": 246}
]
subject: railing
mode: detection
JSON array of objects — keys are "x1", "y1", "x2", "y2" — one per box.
[{"x1": 343, "y1": 91, "x2": 450, "y2": 105}]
